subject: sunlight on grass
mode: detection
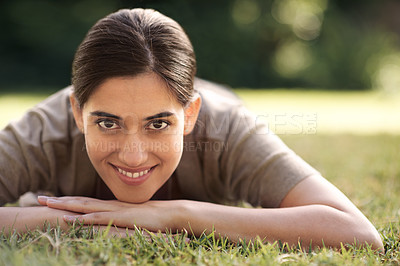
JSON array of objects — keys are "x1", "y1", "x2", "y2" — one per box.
[
  {"x1": 1, "y1": 89, "x2": 400, "y2": 135},
  {"x1": 0, "y1": 94, "x2": 49, "y2": 130},
  {"x1": 236, "y1": 89, "x2": 400, "y2": 135}
]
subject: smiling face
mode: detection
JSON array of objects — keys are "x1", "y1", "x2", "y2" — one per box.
[{"x1": 70, "y1": 72, "x2": 200, "y2": 203}]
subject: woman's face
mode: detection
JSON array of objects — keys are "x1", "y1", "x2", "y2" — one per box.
[{"x1": 71, "y1": 72, "x2": 200, "y2": 203}]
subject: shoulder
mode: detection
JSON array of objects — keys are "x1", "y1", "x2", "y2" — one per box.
[
  {"x1": 194, "y1": 78, "x2": 242, "y2": 106},
  {"x1": 194, "y1": 78, "x2": 242, "y2": 116},
  {"x1": 18, "y1": 86, "x2": 80, "y2": 143},
  {"x1": 193, "y1": 78, "x2": 248, "y2": 141},
  {"x1": 0, "y1": 86, "x2": 93, "y2": 203},
  {"x1": 1, "y1": 86, "x2": 83, "y2": 160}
]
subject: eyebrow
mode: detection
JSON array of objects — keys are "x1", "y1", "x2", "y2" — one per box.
[
  {"x1": 145, "y1": 112, "x2": 174, "y2": 121},
  {"x1": 90, "y1": 111, "x2": 122, "y2": 120},
  {"x1": 90, "y1": 111, "x2": 174, "y2": 121}
]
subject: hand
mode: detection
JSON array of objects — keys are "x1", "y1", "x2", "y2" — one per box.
[
  {"x1": 38, "y1": 196, "x2": 178, "y2": 233},
  {"x1": 0, "y1": 205, "x2": 82, "y2": 235}
]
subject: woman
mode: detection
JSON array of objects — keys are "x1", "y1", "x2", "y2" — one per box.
[{"x1": 0, "y1": 8, "x2": 383, "y2": 250}]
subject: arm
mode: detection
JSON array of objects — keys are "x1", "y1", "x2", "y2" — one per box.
[
  {"x1": 0, "y1": 205, "x2": 159, "y2": 239},
  {"x1": 177, "y1": 175, "x2": 383, "y2": 250},
  {"x1": 40, "y1": 175, "x2": 383, "y2": 251},
  {"x1": 0, "y1": 206, "x2": 78, "y2": 234}
]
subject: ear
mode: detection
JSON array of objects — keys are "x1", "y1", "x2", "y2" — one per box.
[
  {"x1": 183, "y1": 94, "x2": 202, "y2": 135},
  {"x1": 69, "y1": 93, "x2": 84, "y2": 134}
]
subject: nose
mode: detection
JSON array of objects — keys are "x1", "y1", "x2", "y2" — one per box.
[{"x1": 118, "y1": 133, "x2": 148, "y2": 167}]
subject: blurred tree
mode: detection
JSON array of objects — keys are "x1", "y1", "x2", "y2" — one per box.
[
  {"x1": 0, "y1": 0, "x2": 399, "y2": 91},
  {"x1": 0, "y1": 0, "x2": 121, "y2": 90}
]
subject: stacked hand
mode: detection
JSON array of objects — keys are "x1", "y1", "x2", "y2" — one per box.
[{"x1": 37, "y1": 196, "x2": 181, "y2": 238}]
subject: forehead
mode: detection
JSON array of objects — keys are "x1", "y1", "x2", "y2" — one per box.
[{"x1": 84, "y1": 73, "x2": 182, "y2": 117}]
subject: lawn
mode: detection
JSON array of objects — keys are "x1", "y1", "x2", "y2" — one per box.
[
  {"x1": 0, "y1": 90, "x2": 399, "y2": 265},
  {"x1": 236, "y1": 89, "x2": 400, "y2": 135}
]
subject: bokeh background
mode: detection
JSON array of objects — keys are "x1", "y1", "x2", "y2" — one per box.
[
  {"x1": 1, "y1": 0, "x2": 400, "y2": 93},
  {"x1": 1, "y1": 3, "x2": 400, "y2": 257},
  {"x1": 1, "y1": 0, "x2": 400, "y2": 134}
]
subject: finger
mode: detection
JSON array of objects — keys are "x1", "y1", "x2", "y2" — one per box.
[
  {"x1": 56, "y1": 196, "x2": 130, "y2": 206},
  {"x1": 37, "y1": 195, "x2": 50, "y2": 206},
  {"x1": 37, "y1": 196, "x2": 90, "y2": 207},
  {"x1": 64, "y1": 212, "x2": 117, "y2": 226},
  {"x1": 38, "y1": 195, "x2": 87, "y2": 203},
  {"x1": 64, "y1": 211, "x2": 141, "y2": 230},
  {"x1": 45, "y1": 197, "x2": 123, "y2": 214}
]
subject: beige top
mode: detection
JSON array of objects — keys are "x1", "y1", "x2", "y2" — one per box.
[{"x1": 0, "y1": 79, "x2": 318, "y2": 207}]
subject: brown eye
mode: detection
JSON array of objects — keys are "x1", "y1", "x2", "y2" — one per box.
[
  {"x1": 98, "y1": 120, "x2": 119, "y2": 130},
  {"x1": 147, "y1": 120, "x2": 169, "y2": 130}
]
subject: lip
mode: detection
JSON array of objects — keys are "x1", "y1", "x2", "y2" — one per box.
[{"x1": 110, "y1": 163, "x2": 157, "y2": 186}]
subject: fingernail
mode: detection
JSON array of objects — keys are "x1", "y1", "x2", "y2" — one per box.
[
  {"x1": 37, "y1": 196, "x2": 49, "y2": 200},
  {"x1": 47, "y1": 199, "x2": 61, "y2": 204}
]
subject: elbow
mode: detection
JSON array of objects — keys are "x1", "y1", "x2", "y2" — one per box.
[
  {"x1": 359, "y1": 226, "x2": 384, "y2": 252},
  {"x1": 348, "y1": 216, "x2": 384, "y2": 252}
]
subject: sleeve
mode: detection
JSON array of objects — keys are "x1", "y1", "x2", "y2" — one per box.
[
  {"x1": 0, "y1": 89, "x2": 111, "y2": 206},
  {"x1": 219, "y1": 106, "x2": 320, "y2": 208},
  {"x1": 0, "y1": 110, "x2": 54, "y2": 205}
]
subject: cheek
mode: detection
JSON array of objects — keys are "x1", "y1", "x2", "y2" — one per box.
[
  {"x1": 84, "y1": 131, "x2": 119, "y2": 163},
  {"x1": 153, "y1": 130, "x2": 184, "y2": 163},
  {"x1": 153, "y1": 135, "x2": 182, "y2": 156}
]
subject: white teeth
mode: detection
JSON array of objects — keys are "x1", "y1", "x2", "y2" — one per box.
[{"x1": 117, "y1": 167, "x2": 150, "y2": 179}]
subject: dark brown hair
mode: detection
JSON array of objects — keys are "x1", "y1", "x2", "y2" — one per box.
[{"x1": 72, "y1": 8, "x2": 196, "y2": 107}]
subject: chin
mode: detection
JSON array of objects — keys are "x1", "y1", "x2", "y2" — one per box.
[{"x1": 114, "y1": 192, "x2": 153, "y2": 204}]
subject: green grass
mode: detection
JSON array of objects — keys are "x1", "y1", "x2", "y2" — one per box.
[
  {"x1": 0, "y1": 223, "x2": 396, "y2": 265},
  {"x1": 0, "y1": 90, "x2": 399, "y2": 264},
  {"x1": 236, "y1": 89, "x2": 400, "y2": 135},
  {"x1": 0, "y1": 93, "x2": 51, "y2": 130}
]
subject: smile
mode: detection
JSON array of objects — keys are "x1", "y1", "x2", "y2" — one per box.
[
  {"x1": 109, "y1": 163, "x2": 156, "y2": 186},
  {"x1": 116, "y1": 166, "x2": 150, "y2": 179}
]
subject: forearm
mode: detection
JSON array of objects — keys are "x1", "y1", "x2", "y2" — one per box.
[
  {"x1": 36, "y1": 195, "x2": 383, "y2": 250},
  {"x1": 174, "y1": 201, "x2": 383, "y2": 250},
  {"x1": 0, "y1": 206, "x2": 75, "y2": 234}
]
